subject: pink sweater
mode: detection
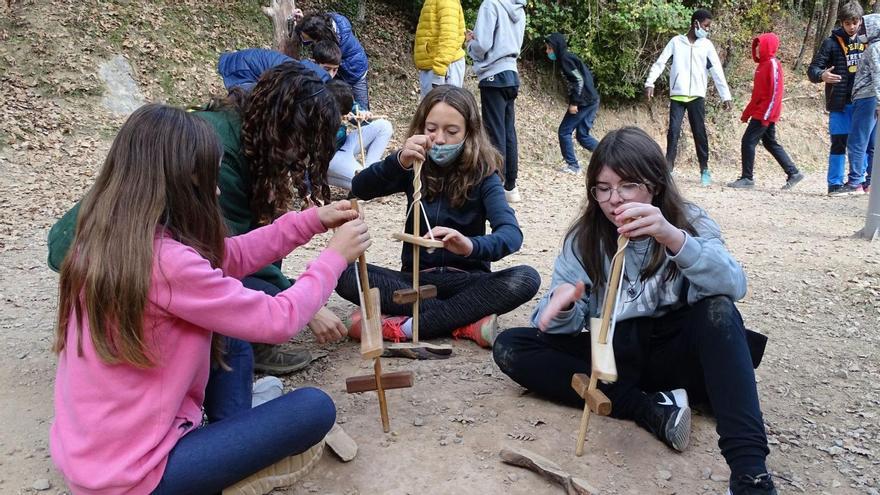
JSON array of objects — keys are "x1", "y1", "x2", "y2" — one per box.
[{"x1": 50, "y1": 208, "x2": 346, "y2": 494}]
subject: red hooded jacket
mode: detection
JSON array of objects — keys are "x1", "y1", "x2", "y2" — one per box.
[{"x1": 741, "y1": 33, "x2": 783, "y2": 126}]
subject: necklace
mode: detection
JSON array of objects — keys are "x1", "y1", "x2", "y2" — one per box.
[{"x1": 622, "y1": 239, "x2": 653, "y2": 301}]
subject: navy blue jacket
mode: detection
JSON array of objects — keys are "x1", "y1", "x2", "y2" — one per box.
[
  {"x1": 545, "y1": 33, "x2": 598, "y2": 107},
  {"x1": 352, "y1": 152, "x2": 523, "y2": 273},
  {"x1": 217, "y1": 48, "x2": 329, "y2": 91},
  {"x1": 331, "y1": 13, "x2": 369, "y2": 85}
]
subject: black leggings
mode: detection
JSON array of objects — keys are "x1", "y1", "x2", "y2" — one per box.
[
  {"x1": 335, "y1": 264, "x2": 541, "y2": 339},
  {"x1": 493, "y1": 296, "x2": 769, "y2": 477}
]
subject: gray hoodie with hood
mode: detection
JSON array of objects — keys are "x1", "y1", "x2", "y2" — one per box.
[
  {"x1": 466, "y1": 0, "x2": 526, "y2": 80},
  {"x1": 853, "y1": 14, "x2": 880, "y2": 100}
]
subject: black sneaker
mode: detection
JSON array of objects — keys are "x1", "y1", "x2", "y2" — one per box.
[
  {"x1": 728, "y1": 473, "x2": 778, "y2": 495},
  {"x1": 252, "y1": 344, "x2": 313, "y2": 375},
  {"x1": 727, "y1": 177, "x2": 755, "y2": 189},
  {"x1": 781, "y1": 172, "x2": 804, "y2": 190},
  {"x1": 637, "y1": 389, "x2": 691, "y2": 452},
  {"x1": 828, "y1": 184, "x2": 848, "y2": 196}
]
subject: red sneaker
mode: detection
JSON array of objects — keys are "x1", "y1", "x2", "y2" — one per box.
[
  {"x1": 347, "y1": 309, "x2": 408, "y2": 343},
  {"x1": 451, "y1": 314, "x2": 498, "y2": 349}
]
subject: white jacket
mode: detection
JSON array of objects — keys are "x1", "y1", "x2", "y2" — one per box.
[{"x1": 645, "y1": 35, "x2": 732, "y2": 101}]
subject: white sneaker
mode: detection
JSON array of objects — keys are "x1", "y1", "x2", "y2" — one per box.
[
  {"x1": 505, "y1": 187, "x2": 522, "y2": 203},
  {"x1": 252, "y1": 376, "x2": 284, "y2": 407}
]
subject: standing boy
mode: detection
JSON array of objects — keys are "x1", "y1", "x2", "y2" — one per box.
[
  {"x1": 645, "y1": 9, "x2": 732, "y2": 186},
  {"x1": 545, "y1": 33, "x2": 600, "y2": 175},
  {"x1": 808, "y1": 1, "x2": 865, "y2": 196},
  {"x1": 846, "y1": 13, "x2": 880, "y2": 194},
  {"x1": 466, "y1": 0, "x2": 526, "y2": 202},
  {"x1": 414, "y1": 0, "x2": 466, "y2": 99},
  {"x1": 728, "y1": 33, "x2": 805, "y2": 190}
]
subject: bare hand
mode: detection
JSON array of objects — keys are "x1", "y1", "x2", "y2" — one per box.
[
  {"x1": 316, "y1": 200, "x2": 359, "y2": 229},
  {"x1": 399, "y1": 134, "x2": 432, "y2": 169},
  {"x1": 821, "y1": 67, "x2": 841, "y2": 84},
  {"x1": 293, "y1": 8, "x2": 304, "y2": 21},
  {"x1": 538, "y1": 281, "x2": 586, "y2": 331},
  {"x1": 613, "y1": 202, "x2": 685, "y2": 254},
  {"x1": 426, "y1": 226, "x2": 470, "y2": 256},
  {"x1": 308, "y1": 306, "x2": 347, "y2": 344},
  {"x1": 327, "y1": 218, "x2": 371, "y2": 263},
  {"x1": 723, "y1": 100, "x2": 732, "y2": 111},
  {"x1": 644, "y1": 87, "x2": 654, "y2": 100},
  {"x1": 568, "y1": 104, "x2": 579, "y2": 114},
  {"x1": 465, "y1": 30, "x2": 475, "y2": 42}
]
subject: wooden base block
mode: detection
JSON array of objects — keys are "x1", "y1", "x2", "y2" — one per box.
[
  {"x1": 345, "y1": 370, "x2": 414, "y2": 393},
  {"x1": 571, "y1": 373, "x2": 590, "y2": 398},
  {"x1": 386, "y1": 341, "x2": 453, "y2": 353},
  {"x1": 585, "y1": 389, "x2": 611, "y2": 416},
  {"x1": 392, "y1": 285, "x2": 438, "y2": 304},
  {"x1": 391, "y1": 232, "x2": 444, "y2": 249}
]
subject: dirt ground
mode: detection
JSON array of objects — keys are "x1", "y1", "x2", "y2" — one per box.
[{"x1": 1, "y1": 1, "x2": 879, "y2": 494}]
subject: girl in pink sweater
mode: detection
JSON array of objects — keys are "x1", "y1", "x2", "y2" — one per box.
[{"x1": 50, "y1": 104, "x2": 370, "y2": 494}]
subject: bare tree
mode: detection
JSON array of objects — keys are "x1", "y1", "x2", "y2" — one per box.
[
  {"x1": 263, "y1": 0, "x2": 297, "y2": 52},
  {"x1": 874, "y1": 0, "x2": 880, "y2": 14},
  {"x1": 357, "y1": 0, "x2": 367, "y2": 22},
  {"x1": 795, "y1": 0, "x2": 819, "y2": 71},
  {"x1": 817, "y1": 0, "x2": 840, "y2": 51}
]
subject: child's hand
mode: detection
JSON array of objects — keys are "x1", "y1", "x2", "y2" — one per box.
[
  {"x1": 644, "y1": 87, "x2": 654, "y2": 100},
  {"x1": 425, "y1": 226, "x2": 470, "y2": 256},
  {"x1": 465, "y1": 29, "x2": 475, "y2": 42},
  {"x1": 317, "y1": 200, "x2": 359, "y2": 229},
  {"x1": 722, "y1": 100, "x2": 732, "y2": 111},
  {"x1": 309, "y1": 306, "x2": 348, "y2": 344},
  {"x1": 327, "y1": 218, "x2": 371, "y2": 263},
  {"x1": 613, "y1": 202, "x2": 685, "y2": 254},
  {"x1": 821, "y1": 67, "x2": 841, "y2": 84},
  {"x1": 538, "y1": 281, "x2": 585, "y2": 331},
  {"x1": 293, "y1": 8, "x2": 304, "y2": 21},
  {"x1": 568, "y1": 105, "x2": 579, "y2": 114},
  {"x1": 399, "y1": 134, "x2": 432, "y2": 169}
]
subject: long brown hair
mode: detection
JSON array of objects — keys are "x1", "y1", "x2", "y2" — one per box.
[
  {"x1": 240, "y1": 62, "x2": 339, "y2": 223},
  {"x1": 54, "y1": 104, "x2": 227, "y2": 368},
  {"x1": 567, "y1": 127, "x2": 697, "y2": 291},
  {"x1": 408, "y1": 85, "x2": 502, "y2": 208}
]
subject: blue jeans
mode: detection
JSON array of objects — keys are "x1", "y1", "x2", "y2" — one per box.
[
  {"x1": 558, "y1": 100, "x2": 600, "y2": 166},
  {"x1": 349, "y1": 73, "x2": 370, "y2": 111},
  {"x1": 204, "y1": 337, "x2": 253, "y2": 423},
  {"x1": 847, "y1": 97, "x2": 876, "y2": 185}
]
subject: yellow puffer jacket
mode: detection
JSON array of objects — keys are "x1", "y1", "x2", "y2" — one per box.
[{"x1": 414, "y1": 0, "x2": 466, "y2": 76}]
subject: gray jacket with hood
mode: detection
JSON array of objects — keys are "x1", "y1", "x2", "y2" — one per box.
[
  {"x1": 466, "y1": 0, "x2": 526, "y2": 80},
  {"x1": 533, "y1": 204, "x2": 747, "y2": 335},
  {"x1": 853, "y1": 14, "x2": 880, "y2": 101}
]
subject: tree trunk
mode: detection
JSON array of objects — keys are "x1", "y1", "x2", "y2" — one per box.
[
  {"x1": 357, "y1": 0, "x2": 367, "y2": 22},
  {"x1": 795, "y1": 0, "x2": 818, "y2": 71},
  {"x1": 262, "y1": 0, "x2": 297, "y2": 52},
  {"x1": 874, "y1": 0, "x2": 880, "y2": 14},
  {"x1": 817, "y1": 0, "x2": 839, "y2": 50},
  {"x1": 814, "y1": 0, "x2": 828, "y2": 51}
]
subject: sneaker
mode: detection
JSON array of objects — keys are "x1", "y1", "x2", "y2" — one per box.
[
  {"x1": 252, "y1": 344, "x2": 312, "y2": 375},
  {"x1": 561, "y1": 163, "x2": 582, "y2": 175},
  {"x1": 865, "y1": 183, "x2": 871, "y2": 193},
  {"x1": 451, "y1": 314, "x2": 499, "y2": 348},
  {"x1": 252, "y1": 376, "x2": 284, "y2": 408},
  {"x1": 222, "y1": 441, "x2": 324, "y2": 495},
  {"x1": 727, "y1": 177, "x2": 755, "y2": 189},
  {"x1": 828, "y1": 184, "x2": 847, "y2": 196},
  {"x1": 347, "y1": 309, "x2": 408, "y2": 343},
  {"x1": 781, "y1": 172, "x2": 804, "y2": 190},
  {"x1": 637, "y1": 389, "x2": 691, "y2": 452},
  {"x1": 505, "y1": 186, "x2": 522, "y2": 203},
  {"x1": 701, "y1": 169, "x2": 712, "y2": 187},
  {"x1": 727, "y1": 473, "x2": 778, "y2": 495},
  {"x1": 843, "y1": 182, "x2": 866, "y2": 195}
]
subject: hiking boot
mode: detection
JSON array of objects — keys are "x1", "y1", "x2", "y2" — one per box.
[
  {"x1": 701, "y1": 169, "x2": 712, "y2": 187},
  {"x1": 727, "y1": 177, "x2": 755, "y2": 189},
  {"x1": 864, "y1": 183, "x2": 871, "y2": 193},
  {"x1": 347, "y1": 309, "x2": 408, "y2": 343},
  {"x1": 505, "y1": 186, "x2": 522, "y2": 203},
  {"x1": 727, "y1": 473, "x2": 778, "y2": 495},
  {"x1": 636, "y1": 389, "x2": 691, "y2": 452},
  {"x1": 252, "y1": 344, "x2": 312, "y2": 375},
  {"x1": 843, "y1": 182, "x2": 866, "y2": 195},
  {"x1": 451, "y1": 314, "x2": 499, "y2": 348},
  {"x1": 781, "y1": 172, "x2": 804, "y2": 190},
  {"x1": 828, "y1": 184, "x2": 847, "y2": 196},
  {"x1": 222, "y1": 441, "x2": 324, "y2": 495},
  {"x1": 561, "y1": 163, "x2": 582, "y2": 175}
]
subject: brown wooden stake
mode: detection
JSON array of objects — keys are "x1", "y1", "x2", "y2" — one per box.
[
  {"x1": 373, "y1": 357, "x2": 390, "y2": 432},
  {"x1": 411, "y1": 160, "x2": 423, "y2": 344}
]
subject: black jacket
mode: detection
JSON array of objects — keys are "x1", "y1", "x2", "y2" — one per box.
[
  {"x1": 808, "y1": 27, "x2": 865, "y2": 112},
  {"x1": 545, "y1": 33, "x2": 598, "y2": 107}
]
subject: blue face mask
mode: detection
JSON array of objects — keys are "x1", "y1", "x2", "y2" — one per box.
[
  {"x1": 428, "y1": 141, "x2": 465, "y2": 167},
  {"x1": 547, "y1": 51, "x2": 557, "y2": 61},
  {"x1": 695, "y1": 24, "x2": 708, "y2": 39}
]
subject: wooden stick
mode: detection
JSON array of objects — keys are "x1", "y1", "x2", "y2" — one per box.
[
  {"x1": 374, "y1": 357, "x2": 390, "y2": 432},
  {"x1": 411, "y1": 160, "x2": 423, "y2": 344},
  {"x1": 575, "y1": 373, "x2": 599, "y2": 456},
  {"x1": 354, "y1": 106, "x2": 368, "y2": 170},
  {"x1": 345, "y1": 371, "x2": 414, "y2": 393}
]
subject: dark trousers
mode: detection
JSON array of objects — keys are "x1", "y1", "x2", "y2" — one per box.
[
  {"x1": 493, "y1": 296, "x2": 768, "y2": 477},
  {"x1": 740, "y1": 119, "x2": 799, "y2": 180},
  {"x1": 667, "y1": 98, "x2": 709, "y2": 171},
  {"x1": 336, "y1": 264, "x2": 540, "y2": 338},
  {"x1": 558, "y1": 100, "x2": 600, "y2": 166},
  {"x1": 481, "y1": 85, "x2": 520, "y2": 190}
]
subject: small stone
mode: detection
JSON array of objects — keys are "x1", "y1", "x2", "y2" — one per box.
[
  {"x1": 507, "y1": 472, "x2": 518, "y2": 482},
  {"x1": 439, "y1": 439, "x2": 448, "y2": 446},
  {"x1": 701, "y1": 467, "x2": 712, "y2": 480},
  {"x1": 657, "y1": 470, "x2": 672, "y2": 481},
  {"x1": 832, "y1": 480, "x2": 842, "y2": 488},
  {"x1": 413, "y1": 417, "x2": 425, "y2": 427},
  {"x1": 710, "y1": 474, "x2": 727, "y2": 482},
  {"x1": 453, "y1": 437, "x2": 463, "y2": 444},
  {"x1": 835, "y1": 370, "x2": 849, "y2": 380},
  {"x1": 828, "y1": 446, "x2": 844, "y2": 456},
  {"x1": 32, "y1": 479, "x2": 50, "y2": 491}
]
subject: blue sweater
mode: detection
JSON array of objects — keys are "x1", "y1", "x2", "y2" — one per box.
[
  {"x1": 217, "y1": 48, "x2": 330, "y2": 91},
  {"x1": 352, "y1": 152, "x2": 523, "y2": 273}
]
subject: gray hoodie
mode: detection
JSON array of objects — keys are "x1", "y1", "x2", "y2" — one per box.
[
  {"x1": 533, "y1": 204, "x2": 748, "y2": 335},
  {"x1": 853, "y1": 14, "x2": 880, "y2": 100},
  {"x1": 466, "y1": 0, "x2": 526, "y2": 80}
]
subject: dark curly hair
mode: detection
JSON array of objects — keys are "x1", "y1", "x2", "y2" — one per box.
[{"x1": 240, "y1": 62, "x2": 339, "y2": 224}]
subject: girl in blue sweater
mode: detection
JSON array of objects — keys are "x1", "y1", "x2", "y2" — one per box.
[
  {"x1": 336, "y1": 86, "x2": 540, "y2": 348},
  {"x1": 494, "y1": 127, "x2": 776, "y2": 495}
]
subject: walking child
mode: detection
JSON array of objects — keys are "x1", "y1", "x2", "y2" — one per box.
[
  {"x1": 493, "y1": 127, "x2": 775, "y2": 495},
  {"x1": 336, "y1": 86, "x2": 541, "y2": 348},
  {"x1": 728, "y1": 33, "x2": 805, "y2": 190},
  {"x1": 50, "y1": 104, "x2": 371, "y2": 494},
  {"x1": 544, "y1": 33, "x2": 600, "y2": 175}
]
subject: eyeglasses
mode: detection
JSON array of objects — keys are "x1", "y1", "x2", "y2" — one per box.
[{"x1": 590, "y1": 182, "x2": 647, "y2": 203}]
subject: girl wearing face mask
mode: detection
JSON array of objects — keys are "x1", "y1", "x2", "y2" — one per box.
[{"x1": 336, "y1": 85, "x2": 540, "y2": 348}]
